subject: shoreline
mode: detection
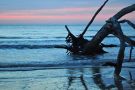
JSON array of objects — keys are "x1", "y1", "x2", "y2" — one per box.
[{"x1": 0, "y1": 66, "x2": 135, "y2": 90}]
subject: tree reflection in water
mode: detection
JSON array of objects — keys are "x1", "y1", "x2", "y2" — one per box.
[
  {"x1": 67, "y1": 68, "x2": 88, "y2": 90},
  {"x1": 66, "y1": 67, "x2": 135, "y2": 90},
  {"x1": 127, "y1": 72, "x2": 135, "y2": 90},
  {"x1": 91, "y1": 67, "x2": 115, "y2": 90}
]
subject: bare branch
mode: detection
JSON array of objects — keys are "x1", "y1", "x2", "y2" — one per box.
[
  {"x1": 119, "y1": 19, "x2": 135, "y2": 29},
  {"x1": 113, "y1": 4, "x2": 135, "y2": 20},
  {"x1": 129, "y1": 46, "x2": 134, "y2": 62},
  {"x1": 80, "y1": 0, "x2": 109, "y2": 36},
  {"x1": 65, "y1": 25, "x2": 76, "y2": 39},
  {"x1": 123, "y1": 35, "x2": 135, "y2": 46}
]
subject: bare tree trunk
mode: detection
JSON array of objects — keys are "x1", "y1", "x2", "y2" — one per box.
[
  {"x1": 65, "y1": 3, "x2": 135, "y2": 54},
  {"x1": 65, "y1": 4, "x2": 135, "y2": 54},
  {"x1": 65, "y1": 3, "x2": 135, "y2": 75},
  {"x1": 112, "y1": 19, "x2": 126, "y2": 76},
  {"x1": 82, "y1": 4, "x2": 135, "y2": 54}
]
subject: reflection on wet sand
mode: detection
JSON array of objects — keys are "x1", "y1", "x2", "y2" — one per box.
[
  {"x1": 0, "y1": 67, "x2": 135, "y2": 90},
  {"x1": 127, "y1": 72, "x2": 135, "y2": 90},
  {"x1": 91, "y1": 67, "x2": 115, "y2": 90},
  {"x1": 67, "y1": 68, "x2": 88, "y2": 90},
  {"x1": 66, "y1": 67, "x2": 135, "y2": 90}
]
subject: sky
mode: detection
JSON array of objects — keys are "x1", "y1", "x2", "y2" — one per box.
[{"x1": 0, "y1": 0, "x2": 134, "y2": 25}]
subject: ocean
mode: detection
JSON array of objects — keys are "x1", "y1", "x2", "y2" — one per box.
[
  {"x1": 0, "y1": 25, "x2": 135, "y2": 90},
  {"x1": 0, "y1": 25, "x2": 135, "y2": 70}
]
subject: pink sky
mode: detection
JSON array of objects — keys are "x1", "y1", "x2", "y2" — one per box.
[{"x1": 0, "y1": 6, "x2": 134, "y2": 25}]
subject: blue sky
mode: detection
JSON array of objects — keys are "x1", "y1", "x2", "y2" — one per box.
[{"x1": 0, "y1": 0, "x2": 134, "y2": 25}]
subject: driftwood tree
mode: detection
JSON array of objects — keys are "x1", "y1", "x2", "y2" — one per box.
[{"x1": 65, "y1": 0, "x2": 135, "y2": 76}]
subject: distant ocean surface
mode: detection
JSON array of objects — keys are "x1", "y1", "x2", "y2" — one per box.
[{"x1": 0, "y1": 25, "x2": 135, "y2": 71}]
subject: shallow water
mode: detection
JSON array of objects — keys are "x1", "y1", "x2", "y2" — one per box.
[
  {"x1": 0, "y1": 25, "x2": 135, "y2": 70},
  {"x1": 0, "y1": 67, "x2": 135, "y2": 90},
  {"x1": 0, "y1": 25, "x2": 135, "y2": 90}
]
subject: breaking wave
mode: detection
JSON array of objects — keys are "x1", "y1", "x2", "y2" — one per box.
[
  {"x1": 0, "y1": 59, "x2": 134, "y2": 71},
  {"x1": 0, "y1": 44, "x2": 67, "y2": 49}
]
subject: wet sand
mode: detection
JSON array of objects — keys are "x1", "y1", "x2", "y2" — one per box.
[{"x1": 0, "y1": 65, "x2": 135, "y2": 90}]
